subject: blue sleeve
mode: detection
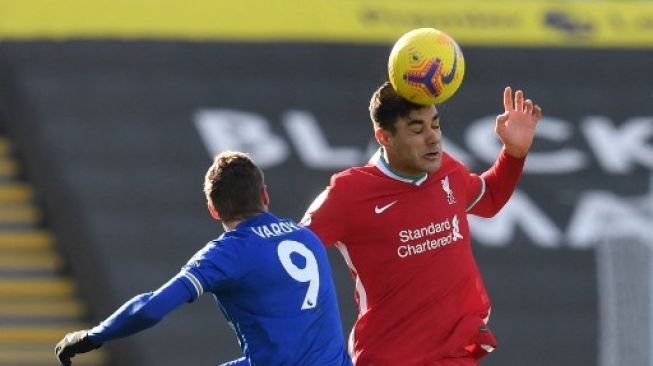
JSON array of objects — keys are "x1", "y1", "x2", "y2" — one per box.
[
  {"x1": 181, "y1": 240, "x2": 245, "y2": 295},
  {"x1": 87, "y1": 273, "x2": 195, "y2": 344}
]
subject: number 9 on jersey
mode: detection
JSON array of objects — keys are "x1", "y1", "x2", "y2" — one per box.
[{"x1": 277, "y1": 240, "x2": 320, "y2": 310}]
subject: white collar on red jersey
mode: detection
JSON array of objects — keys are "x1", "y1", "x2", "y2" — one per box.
[{"x1": 369, "y1": 148, "x2": 428, "y2": 186}]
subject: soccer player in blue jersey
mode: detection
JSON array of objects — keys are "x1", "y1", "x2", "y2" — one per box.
[{"x1": 55, "y1": 151, "x2": 352, "y2": 366}]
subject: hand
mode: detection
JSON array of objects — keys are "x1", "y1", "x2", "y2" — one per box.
[
  {"x1": 495, "y1": 86, "x2": 542, "y2": 158},
  {"x1": 55, "y1": 330, "x2": 102, "y2": 366}
]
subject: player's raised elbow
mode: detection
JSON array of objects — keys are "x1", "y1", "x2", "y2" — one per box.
[
  {"x1": 467, "y1": 199, "x2": 507, "y2": 218},
  {"x1": 468, "y1": 208, "x2": 498, "y2": 218}
]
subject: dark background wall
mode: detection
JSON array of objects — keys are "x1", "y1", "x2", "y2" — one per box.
[{"x1": 0, "y1": 41, "x2": 651, "y2": 365}]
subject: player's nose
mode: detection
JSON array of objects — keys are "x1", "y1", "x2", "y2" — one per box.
[{"x1": 424, "y1": 126, "x2": 441, "y2": 144}]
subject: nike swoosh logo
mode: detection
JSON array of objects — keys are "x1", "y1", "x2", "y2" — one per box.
[{"x1": 375, "y1": 200, "x2": 398, "y2": 214}]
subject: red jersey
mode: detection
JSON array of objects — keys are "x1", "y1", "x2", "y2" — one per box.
[{"x1": 302, "y1": 148, "x2": 524, "y2": 365}]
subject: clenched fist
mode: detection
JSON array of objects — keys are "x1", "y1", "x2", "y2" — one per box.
[{"x1": 55, "y1": 330, "x2": 102, "y2": 366}]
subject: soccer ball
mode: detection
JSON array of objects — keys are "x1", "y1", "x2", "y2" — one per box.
[{"x1": 388, "y1": 28, "x2": 465, "y2": 105}]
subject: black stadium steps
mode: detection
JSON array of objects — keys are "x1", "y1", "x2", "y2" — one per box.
[{"x1": 0, "y1": 135, "x2": 108, "y2": 366}]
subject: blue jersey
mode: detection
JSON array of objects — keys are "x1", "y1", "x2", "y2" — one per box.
[
  {"x1": 180, "y1": 212, "x2": 351, "y2": 366},
  {"x1": 87, "y1": 212, "x2": 351, "y2": 366}
]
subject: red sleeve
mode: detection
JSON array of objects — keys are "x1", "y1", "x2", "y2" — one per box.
[
  {"x1": 300, "y1": 174, "x2": 348, "y2": 246},
  {"x1": 466, "y1": 148, "x2": 525, "y2": 218}
]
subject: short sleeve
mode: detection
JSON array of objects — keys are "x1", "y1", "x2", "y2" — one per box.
[{"x1": 180, "y1": 239, "x2": 244, "y2": 298}]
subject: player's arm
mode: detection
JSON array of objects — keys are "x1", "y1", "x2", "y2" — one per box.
[
  {"x1": 465, "y1": 150, "x2": 525, "y2": 217},
  {"x1": 55, "y1": 274, "x2": 195, "y2": 366},
  {"x1": 466, "y1": 87, "x2": 541, "y2": 217}
]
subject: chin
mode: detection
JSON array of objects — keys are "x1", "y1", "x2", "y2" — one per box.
[{"x1": 421, "y1": 160, "x2": 442, "y2": 172}]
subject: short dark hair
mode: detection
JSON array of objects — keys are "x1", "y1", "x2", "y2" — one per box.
[
  {"x1": 204, "y1": 151, "x2": 264, "y2": 222},
  {"x1": 369, "y1": 81, "x2": 425, "y2": 134}
]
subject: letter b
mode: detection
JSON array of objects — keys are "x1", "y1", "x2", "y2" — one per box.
[{"x1": 194, "y1": 109, "x2": 289, "y2": 168}]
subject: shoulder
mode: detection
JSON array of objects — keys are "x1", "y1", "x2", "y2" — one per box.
[
  {"x1": 432, "y1": 152, "x2": 471, "y2": 180},
  {"x1": 421, "y1": 152, "x2": 471, "y2": 187},
  {"x1": 331, "y1": 166, "x2": 363, "y2": 183},
  {"x1": 189, "y1": 236, "x2": 241, "y2": 262},
  {"x1": 330, "y1": 165, "x2": 379, "y2": 189},
  {"x1": 302, "y1": 167, "x2": 374, "y2": 225},
  {"x1": 441, "y1": 151, "x2": 468, "y2": 171},
  {"x1": 317, "y1": 166, "x2": 380, "y2": 208}
]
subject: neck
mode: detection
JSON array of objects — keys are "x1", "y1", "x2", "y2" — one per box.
[
  {"x1": 221, "y1": 210, "x2": 265, "y2": 231},
  {"x1": 222, "y1": 221, "x2": 240, "y2": 231},
  {"x1": 381, "y1": 148, "x2": 425, "y2": 179}
]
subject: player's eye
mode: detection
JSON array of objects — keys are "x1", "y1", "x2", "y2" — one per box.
[{"x1": 410, "y1": 127, "x2": 423, "y2": 134}]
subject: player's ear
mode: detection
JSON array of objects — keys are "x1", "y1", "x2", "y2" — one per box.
[
  {"x1": 261, "y1": 185, "x2": 270, "y2": 208},
  {"x1": 207, "y1": 201, "x2": 221, "y2": 221},
  {"x1": 375, "y1": 128, "x2": 391, "y2": 147}
]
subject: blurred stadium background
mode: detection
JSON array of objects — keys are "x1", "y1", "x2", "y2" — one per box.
[{"x1": 0, "y1": 0, "x2": 651, "y2": 365}]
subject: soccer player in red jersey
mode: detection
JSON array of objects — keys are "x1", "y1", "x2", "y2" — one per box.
[{"x1": 301, "y1": 82, "x2": 542, "y2": 365}]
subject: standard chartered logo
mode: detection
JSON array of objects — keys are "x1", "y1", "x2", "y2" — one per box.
[{"x1": 397, "y1": 215, "x2": 463, "y2": 258}]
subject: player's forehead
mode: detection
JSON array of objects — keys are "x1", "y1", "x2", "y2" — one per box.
[{"x1": 398, "y1": 105, "x2": 439, "y2": 125}]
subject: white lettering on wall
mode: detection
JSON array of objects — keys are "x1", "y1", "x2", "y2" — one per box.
[
  {"x1": 465, "y1": 116, "x2": 589, "y2": 173},
  {"x1": 567, "y1": 191, "x2": 652, "y2": 249},
  {"x1": 582, "y1": 116, "x2": 653, "y2": 173},
  {"x1": 469, "y1": 189, "x2": 652, "y2": 250},
  {"x1": 194, "y1": 109, "x2": 289, "y2": 168},
  {"x1": 283, "y1": 110, "x2": 363, "y2": 169},
  {"x1": 468, "y1": 191, "x2": 562, "y2": 248},
  {"x1": 194, "y1": 109, "x2": 653, "y2": 250}
]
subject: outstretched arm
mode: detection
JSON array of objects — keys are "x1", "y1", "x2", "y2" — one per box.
[
  {"x1": 467, "y1": 87, "x2": 542, "y2": 217},
  {"x1": 55, "y1": 274, "x2": 195, "y2": 365}
]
